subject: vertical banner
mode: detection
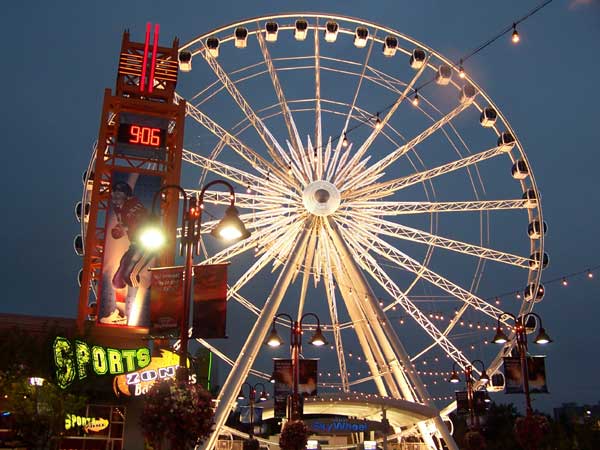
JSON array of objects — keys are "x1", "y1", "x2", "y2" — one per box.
[
  {"x1": 455, "y1": 391, "x2": 469, "y2": 415},
  {"x1": 272, "y1": 358, "x2": 319, "y2": 419},
  {"x1": 150, "y1": 267, "x2": 183, "y2": 335},
  {"x1": 273, "y1": 359, "x2": 292, "y2": 419},
  {"x1": 473, "y1": 391, "x2": 488, "y2": 414},
  {"x1": 192, "y1": 264, "x2": 228, "y2": 338},
  {"x1": 98, "y1": 171, "x2": 161, "y2": 327},
  {"x1": 503, "y1": 356, "x2": 548, "y2": 394},
  {"x1": 239, "y1": 406, "x2": 263, "y2": 424}
]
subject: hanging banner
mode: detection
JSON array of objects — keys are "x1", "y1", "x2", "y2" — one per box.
[
  {"x1": 192, "y1": 264, "x2": 228, "y2": 338},
  {"x1": 473, "y1": 391, "x2": 488, "y2": 414},
  {"x1": 98, "y1": 171, "x2": 162, "y2": 328},
  {"x1": 272, "y1": 359, "x2": 319, "y2": 396},
  {"x1": 503, "y1": 356, "x2": 548, "y2": 394},
  {"x1": 455, "y1": 390, "x2": 469, "y2": 415},
  {"x1": 239, "y1": 406, "x2": 263, "y2": 424},
  {"x1": 272, "y1": 358, "x2": 319, "y2": 419},
  {"x1": 149, "y1": 267, "x2": 183, "y2": 335}
]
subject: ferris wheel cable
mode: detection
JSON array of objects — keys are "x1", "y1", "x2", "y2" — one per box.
[
  {"x1": 314, "y1": 18, "x2": 324, "y2": 172},
  {"x1": 321, "y1": 230, "x2": 350, "y2": 392},
  {"x1": 188, "y1": 190, "x2": 293, "y2": 210},
  {"x1": 182, "y1": 98, "x2": 294, "y2": 185},
  {"x1": 335, "y1": 56, "x2": 431, "y2": 186},
  {"x1": 199, "y1": 45, "x2": 290, "y2": 173},
  {"x1": 341, "y1": 199, "x2": 532, "y2": 215},
  {"x1": 338, "y1": 223, "x2": 508, "y2": 325},
  {"x1": 198, "y1": 208, "x2": 299, "y2": 233},
  {"x1": 347, "y1": 211, "x2": 531, "y2": 268},
  {"x1": 339, "y1": 224, "x2": 475, "y2": 372},
  {"x1": 346, "y1": 144, "x2": 513, "y2": 202},
  {"x1": 228, "y1": 223, "x2": 305, "y2": 299},
  {"x1": 200, "y1": 214, "x2": 300, "y2": 266},
  {"x1": 256, "y1": 27, "x2": 307, "y2": 160},
  {"x1": 183, "y1": 150, "x2": 295, "y2": 198},
  {"x1": 331, "y1": 29, "x2": 379, "y2": 182},
  {"x1": 345, "y1": 101, "x2": 473, "y2": 190}
]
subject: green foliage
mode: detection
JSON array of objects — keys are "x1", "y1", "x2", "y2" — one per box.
[
  {"x1": 0, "y1": 370, "x2": 86, "y2": 450},
  {"x1": 279, "y1": 420, "x2": 309, "y2": 450},
  {"x1": 452, "y1": 402, "x2": 600, "y2": 450},
  {"x1": 140, "y1": 379, "x2": 214, "y2": 450}
]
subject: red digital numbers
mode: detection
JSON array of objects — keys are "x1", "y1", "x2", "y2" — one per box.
[{"x1": 129, "y1": 125, "x2": 161, "y2": 147}]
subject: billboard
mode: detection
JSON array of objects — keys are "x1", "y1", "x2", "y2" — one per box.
[
  {"x1": 98, "y1": 171, "x2": 161, "y2": 328},
  {"x1": 503, "y1": 356, "x2": 548, "y2": 394},
  {"x1": 192, "y1": 264, "x2": 228, "y2": 338}
]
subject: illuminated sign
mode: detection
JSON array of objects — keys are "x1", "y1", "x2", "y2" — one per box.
[
  {"x1": 53, "y1": 337, "x2": 151, "y2": 389},
  {"x1": 65, "y1": 414, "x2": 109, "y2": 433},
  {"x1": 117, "y1": 123, "x2": 166, "y2": 148},
  {"x1": 113, "y1": 349, "x2": 195, "y2": 397}
]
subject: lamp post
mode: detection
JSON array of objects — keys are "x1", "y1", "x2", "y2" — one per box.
[
  {"x1": 491, "y1": 311, "x2": 552, "y2": 416},
  {"x1": 265, "y1": 312, "x2": 327, "y2": 420},
  {"x1": 237, "y1": 382, "x2": 268, "y2": 437},
  {"x1": 140, "y1": 181, "x2": 250, "y2": 383},
  {"x1": 449, "y1": 360, "x2": 489, "y2": 429}
]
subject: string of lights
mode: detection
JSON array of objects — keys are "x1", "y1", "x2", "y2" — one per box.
[{"x1": 324, "y1": 0, "x2": 556, "y2": 148}]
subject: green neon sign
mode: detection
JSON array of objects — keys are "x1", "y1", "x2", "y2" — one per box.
[{"x1": 53, "y1": 337, "x2": 151, "y2": 389}]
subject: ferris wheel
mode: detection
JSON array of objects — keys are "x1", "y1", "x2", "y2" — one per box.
[{"x1": 81, "y1": 13, "x2": 547, "y2": 450}]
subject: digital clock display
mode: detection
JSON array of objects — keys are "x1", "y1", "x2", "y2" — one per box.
[{"x1": 117, "y1": 123, "x2": 166, "y2": 148}]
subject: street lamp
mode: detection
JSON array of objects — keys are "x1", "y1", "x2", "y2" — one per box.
[
  {"x1": 265, "y1": 312, "x2": 327, "y2": 420},
  {"x1": 139, "y1": 181, "x2": 251, "y2": 382},
  {"x1": 237, "y1": 382, "x2": 268, "y2": 437},
  {"x1": 491, "y1": 311, "x2": 552, "y2": 416},
  {"x1": 449, "y1": 360, "x2": 489, "y2": 429}
]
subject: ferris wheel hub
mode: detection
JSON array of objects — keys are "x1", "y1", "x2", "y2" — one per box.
[{"x1": 302, "y1": 180, "x2": 341, "y2": 216}]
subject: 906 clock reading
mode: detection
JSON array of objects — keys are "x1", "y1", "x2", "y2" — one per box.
[{"x1": 117, "y1": 123, "x2": 166, "y2": 148}]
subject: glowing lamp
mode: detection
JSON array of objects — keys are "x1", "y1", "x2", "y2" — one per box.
[{"x1": 210, "y1": 205, "x2": 251, "y2": 242}]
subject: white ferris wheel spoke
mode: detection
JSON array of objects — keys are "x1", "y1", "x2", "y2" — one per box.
[
  {"x1": 343, "y1": 212, "x2": 531, "y2": 268},
  {"x1": 182, "y1": 150, "x2": 295, "y2": 198},
  {"x1": 321, "y1": 226, "x2": 351, "y2": 392},
  {"x1": 293, "y1": 221, "x2": 318, "y2": 316},
  {"x1": 228, "y1": 221, "x2": 305, "y2": 299},
  {"x1": 270, "y1": 217, "x2": 310, "y2": 272},
  {"x1": 313, "y1": 18, "x2": 323, "y2": 173},
  {"x1": 343, "y1": 100, "x2": 474, "y2": 191},
  {"x1": 342, "y1": 199, "x2": 534, "y2": 215},
  {"x1": 186, "y1": 189, "x2": 293, "y2": 210},
  {"x1": 346, "y1": 143, "x2": 513, "y2": 202},
  {"x1": 199, "y1": 45, "x2": 289, "y2": 171},
  {"x1": 337, "y1": 224, "x2": 508, "y2": 324},
  {"x1": 201, "y1": 214, "x2": 300, "y2": 265},
  {"x1": 329, "y1": 34, "x2": 378, "y2": 183},
  {"x1": 180, "y1": 97, "x2": 294, "y2": 186},
  {"x1": 199, "y1": 208, "x2": 298, "y2": 233},
  {"x1": 255, "y1": 28, "x2": 305, "y2": 158},
  {"x1": 341, "y1": 228, "x2": 475, "y2": 372},
  {"x1": 335, "y1": 54, "x2": 429, "y2": 186}
]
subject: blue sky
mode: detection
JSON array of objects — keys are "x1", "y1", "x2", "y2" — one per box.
[{"x1": 1, "y1": 0, "x2": 599, "y2": 414}]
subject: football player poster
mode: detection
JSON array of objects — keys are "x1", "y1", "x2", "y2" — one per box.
[{"x1": 98, "y1": 171, "x2": 161, "y2": 327}]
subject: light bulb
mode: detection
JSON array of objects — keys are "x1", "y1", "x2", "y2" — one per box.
[{"x1": 512, "y1": 25, "x2": 520, "y2": 43}]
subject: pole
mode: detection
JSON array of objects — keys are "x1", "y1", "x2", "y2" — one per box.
[
  {"x1": 177, "y1": 205, "x2": 193, "y2": 382},
  {"x1": 466, "y1": 366, "x2": 475, "y2": 429},
  {"x1": 249, "y1": 388, "x2": 254, "y2": 438},
  {"x1": 516, "y1": 319, "x2": 533, "y2": 416}
]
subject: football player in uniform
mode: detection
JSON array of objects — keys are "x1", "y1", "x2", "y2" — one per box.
[{"x1": 100, "y1": 181, "x2": 154, "y2": 325}]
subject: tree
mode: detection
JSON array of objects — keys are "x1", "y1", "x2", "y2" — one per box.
[
  {"x1": 0, "y1": 369, "x2": 86, "y2": 450},
  {"x1": 0, "y1": 325, "x2": 87, "y2": 450}
]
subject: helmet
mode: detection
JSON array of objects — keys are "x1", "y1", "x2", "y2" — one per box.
[{"x1": 112, "y1": 181, "x2": 133, "y2": 197}]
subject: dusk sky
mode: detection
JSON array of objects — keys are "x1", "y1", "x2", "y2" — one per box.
[{"x1": 1, "y1": 0, "x2": 599, "y2": 415}]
